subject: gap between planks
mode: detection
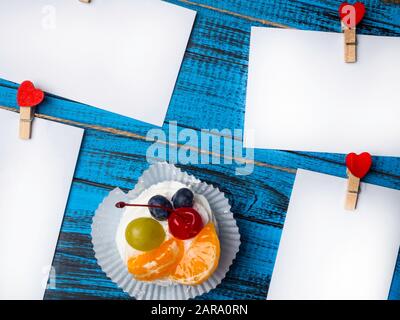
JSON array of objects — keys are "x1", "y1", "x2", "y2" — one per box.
[
  {"x1": 176, "y1": 0, "x2": 291, "y2": 29},
  {"x1": 0, "y1": 105, "x2": 295, "y2": 174}
]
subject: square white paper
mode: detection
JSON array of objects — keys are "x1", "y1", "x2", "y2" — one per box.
[
  {"x1": 0, "y1": 0, "x2": 196, "y2": 126},
  {"x1": 244, "y1": 27, "x2": 400, "y2": 156},
  {"x1": 0, "y1": 109, "x2": 83, "y2": 300},
  {"x1": 268, "y1": 169, "x2": 400, "y2": 300}
]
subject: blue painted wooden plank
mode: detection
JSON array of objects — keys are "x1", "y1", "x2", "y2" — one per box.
[
  {"x1": 39, "y1": 126, "x2": 297, "y2": 299},
  {"x1": 169, "y1": 0, "x2": 400, "y2": 35},
  {"x1": 41, "y1": 128, "x2": 399, "y2": 300},
  {"x1": 389, "y1": 249, "x2": 400, "y2": 300}
]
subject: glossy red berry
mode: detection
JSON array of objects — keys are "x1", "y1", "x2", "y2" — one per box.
[{"x1": 168, "y1": 207, "x2": 204, "y2": 240}]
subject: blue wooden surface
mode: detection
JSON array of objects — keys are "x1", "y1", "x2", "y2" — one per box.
[{"x1": 1, "y1": 0, "x2": 400, "y2": 300}]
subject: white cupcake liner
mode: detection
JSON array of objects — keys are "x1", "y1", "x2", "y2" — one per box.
[{"x1": 91, "y1": 162, "x2": 241, "y2": 300}]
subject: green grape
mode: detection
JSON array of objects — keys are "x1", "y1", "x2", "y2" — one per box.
[{"x1": 125, "y1": 217, "x2": 165, "y2": 251}]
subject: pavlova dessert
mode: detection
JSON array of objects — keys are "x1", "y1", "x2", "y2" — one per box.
[{"x1": 115, "y1": 181, "x2": 220, "y2": 286}]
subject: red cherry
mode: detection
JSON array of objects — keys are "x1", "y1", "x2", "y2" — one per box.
[{"x1": 168, "y1": 207, "x2": 203, "y2": 240}]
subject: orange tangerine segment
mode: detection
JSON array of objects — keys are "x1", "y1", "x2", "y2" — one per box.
[
  {"x1": 171, "y1": 223, "x2": 220, "y2": 285},
  {"x1": 127, "y1": 238, "x2": 184, "y2": 281}
]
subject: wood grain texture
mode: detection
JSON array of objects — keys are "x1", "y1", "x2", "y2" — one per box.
[{"x1": 0, "y1": 0, "x2": 400, "y2": 300}]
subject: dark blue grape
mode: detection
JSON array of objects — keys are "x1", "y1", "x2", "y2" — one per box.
[
  {"x1": 148, "y1": 195, "x2": 173, "y2": 221},
  {"x1": 172, "y1": 188, "x2": 194, "y2": 209}
]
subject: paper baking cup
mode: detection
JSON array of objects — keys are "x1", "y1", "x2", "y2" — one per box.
[{"x1": 91, "y1": 162, "x2": 241, "y2": 300}]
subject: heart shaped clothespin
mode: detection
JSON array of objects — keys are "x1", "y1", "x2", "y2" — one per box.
[
  {"x1": 345, "y1": 152, "x2": 372, "y2": 210},
  {"x1": 339, "y1": 2, "x2": 366, "y2": 63},
  {"x1": 17, "y1": 81, "x2": 44, "y2": 140}
]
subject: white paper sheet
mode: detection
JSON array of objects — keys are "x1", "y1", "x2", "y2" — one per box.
[
  {"x1": 0, "y1": 0, "x2": 196, "y2": 126},
  {"x1": 244, "y1": 27, "x2": 400, "y2": 156},
  {"x1": 268, "y1": 170, "x2": 400, "y2": 300},
  {"x1": 0, "y1": 109, "x2": 83, "y2": 300}
]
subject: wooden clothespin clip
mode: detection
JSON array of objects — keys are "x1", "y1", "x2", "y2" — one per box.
[
  {"x1": 339, "y1": 2, "x2": 366, "y2": 63},
  {"x1": 17, "y1": 81, "x2": 45, "y2": 140},
  {"x1": 345, "y1": 152, "x2": 372, "y2": 210},
  {"x1": 344, "y1": 28, "x2": 357, "y2": 63}
]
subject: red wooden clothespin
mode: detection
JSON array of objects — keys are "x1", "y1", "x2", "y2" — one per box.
[
  {"x1": 345, "y1": 152, "x2": 372, "y2": 210},
  {"x1": 17, "y1": 81, "x2": 45, "y2": 140},
  {"x1": 339, "y1": 2, "x2": 366, "y2": 63}
]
